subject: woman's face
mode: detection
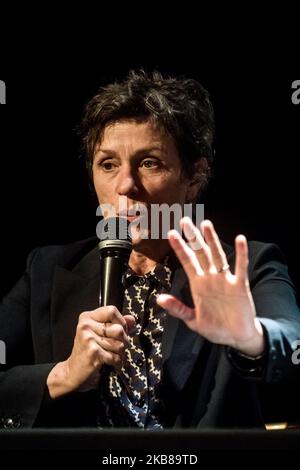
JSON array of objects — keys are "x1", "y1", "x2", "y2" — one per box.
[{"x1": 92, "y1": 120, "x2": 199, "y2": 246}]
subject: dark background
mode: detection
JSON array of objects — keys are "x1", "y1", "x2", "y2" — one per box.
[
  {"x1": 1, "y1": 57, "x2": 299, "y2": 299},
  {"x1": 0, "y1": 8, "x2": 299, "y2": 433}
]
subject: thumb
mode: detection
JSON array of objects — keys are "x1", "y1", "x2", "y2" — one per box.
[
  {"x1": 157, "y1": 294, "x2": 195, "y2": 321},
  {"x1": 123, "y1": 314, "x2": 136, "y2": 335}
]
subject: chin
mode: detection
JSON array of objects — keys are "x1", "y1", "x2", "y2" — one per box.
[{"x1": 131, "y1": 231, "x2": 150, "y2": 247}]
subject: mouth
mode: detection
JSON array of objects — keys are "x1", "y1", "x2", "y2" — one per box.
[
  {"x1": 122, "y1": 214, "x2": 140, "y2": 221},
  {"x1": 117, "y1": 203, "x2": 146, "y2": 220}
]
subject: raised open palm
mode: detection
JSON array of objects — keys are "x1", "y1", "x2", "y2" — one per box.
[{"x1": 157, "y1": 218, "x2": 265, "y2": 356}]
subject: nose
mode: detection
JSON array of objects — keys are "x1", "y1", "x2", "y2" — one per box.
[{"x1": 116, "y1": 166, "x2": 139, "y2": 197}]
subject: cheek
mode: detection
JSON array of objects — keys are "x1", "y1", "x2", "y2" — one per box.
[
  {"x1": 150, "y1": 181, "x2": 189, "y2": 205},
  {"x1": 146, "y1": 172, "x2": 179, "y2": 190},
  {"x1": 92, "y1": 176, "x2": 106, "y2": 203}
]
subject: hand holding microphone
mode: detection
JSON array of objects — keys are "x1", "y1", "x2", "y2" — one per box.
[{"x1": 47, "y1": 218, "x2": 136, "y2": 398}]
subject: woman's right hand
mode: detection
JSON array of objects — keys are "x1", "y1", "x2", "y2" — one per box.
[{"x1": 46, "y1": 306, "x2": 135, "y2": 399}]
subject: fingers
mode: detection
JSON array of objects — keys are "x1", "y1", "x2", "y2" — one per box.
[
  {"x1": 157, "y1": 294, "x2": 195, "y2": 322},
  {"x1": 76, "y1": 311, "x2": 133, "y2": 371},
  {"x1": 170, "y1": 217, "x2": 251, "y2": 286},
  {"x1": 180, "y1": 217, "x2": 212, "y2": 273},
  {"x1": 85, "y1": 336, "x2": 124, "y2": 368},
  {"x1": 200, "y1": 220, "x2": 228, "y2": 273},
  {"x1": 168, "y1": 229, "x2": 203, "y2": 278},
  {"x1": 92, "y1": 333, "x2": 127, "y2": 357},
  {"x1": 123, "y1": 314, "x2": 137, "y2": 336},
  {"x1": 80, "y1": 309, "x2": 136, "y2": 342},
  {"x1": 169, "y1": 217, "x2": 230, "y2": 277},
  {"x1": 234, "y1": 234, "x2": 249, "y2": 284},
  {"x1": 87, "y1": 305, "x2": 128, "y2": 327},
  {"x1": 80, "y1": 306, "x2": 136, "y2": 336},
  {"x1": 87, "y1": 318, "x2": 130, "y2": 343},
  {"x1": 78, "y1": 317, "x2": 129, "y2": 358}
]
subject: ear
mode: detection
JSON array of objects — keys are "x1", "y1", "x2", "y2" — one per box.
[{"x1": 186, "y1": 158, "x2": 209, "y2": 202}]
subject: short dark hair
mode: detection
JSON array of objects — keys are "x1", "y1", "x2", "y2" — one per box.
[{"x1": 80, "y1": 70, "x2": 215, "y2": 192}]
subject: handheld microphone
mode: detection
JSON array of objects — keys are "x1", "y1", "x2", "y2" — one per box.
[{"x1": 98, "y1": 217, "x2": 132, "y2": 311}]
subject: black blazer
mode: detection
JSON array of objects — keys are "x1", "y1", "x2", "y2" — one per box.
[{"x1": 1, "y1": 237, "x2": 300, "y2": 429}]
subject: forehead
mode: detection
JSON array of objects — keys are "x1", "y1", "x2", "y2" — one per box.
[{"x1": 98, "y1": 120, "x2": 176, "y2": 152}]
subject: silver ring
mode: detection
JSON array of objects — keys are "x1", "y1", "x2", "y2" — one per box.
[{"x1": 218, "y1": 264, "x2": 230, "y2": 273}]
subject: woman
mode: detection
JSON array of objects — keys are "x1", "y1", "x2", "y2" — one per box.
[{"x1": 1, "y1": 70, "x2": 299, "y2": 429}]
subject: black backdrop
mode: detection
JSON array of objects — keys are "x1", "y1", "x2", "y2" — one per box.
[
  {"x1": 0, "y1": 10, "x2": 300, "y2": 451},
  {"x1": 1, "y1": 62, "x2": 299, "y2": 300}
]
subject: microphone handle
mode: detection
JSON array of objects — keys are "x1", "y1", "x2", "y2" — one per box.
[{"x1": 100, "y1": 255, "x2": 128, "y2": 311}]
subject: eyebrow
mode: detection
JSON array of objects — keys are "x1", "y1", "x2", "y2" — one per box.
[{"x1": 96, "y1": 146, "x2": 164, "y2": 157}]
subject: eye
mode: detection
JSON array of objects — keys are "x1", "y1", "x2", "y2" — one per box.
[
  {"x1": 98, "y1": 159, "x2": 115, "y2": 171},
  {"x1": 140, "y1": 159, "x2": 160, "y2": 169}
]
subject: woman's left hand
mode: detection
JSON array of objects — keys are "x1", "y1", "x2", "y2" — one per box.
[{"x1": 157, "y1": 218, "x2": 265, "y2": 357}]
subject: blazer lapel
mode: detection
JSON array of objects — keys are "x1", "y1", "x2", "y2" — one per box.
[{"x1": 50, "y1": 245, "x2": 101, "y2": 361}]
